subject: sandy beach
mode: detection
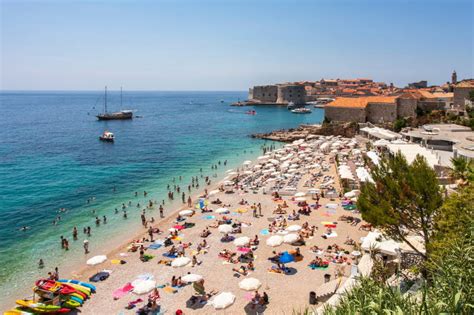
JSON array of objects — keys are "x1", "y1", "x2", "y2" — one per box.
[{"x1": 49, "y1": 136, "x2": 370, "y2": 315}]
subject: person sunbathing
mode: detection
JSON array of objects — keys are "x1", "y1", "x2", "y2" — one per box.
[
  {"x1": 310, "y1": 245, "x2": 321, "y2": 252},
  {"x1": 239, "y1": 198, "x2": 247, "y2": 205},
  {"x1": 221, "y1": 233, "x2": 234, "y2": 242},
  {"x1": 281, "y1": 200, "x2": 288, "y2": 208},
  {"x1": 148, "y1": 288, "x2": 160, "y2": 307},
  {"x1": 250, "y1": 235, "x2": 259, "y2": 246},
  {"x1": 167, "y1": 246, "x2": 177, "y2": 256},
  {"x1": 232, "y1": 265, "x2": 248, "y2": 276},
  {"x1": 211, "y1": 198, "x2": 222, "y2": 205},
  {"x1": 344, "y1": 237, "x2": 355, "y2": 245},
  {"x1": 247, "y1": 261, "x2": 255, "y2": 271}
]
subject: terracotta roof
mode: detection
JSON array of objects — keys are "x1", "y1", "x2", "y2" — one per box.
[
  {"x1": 455, "y1": 80, "x2": 474, "y2": 88},
  {"x1": 326, "y1": 96, "x2": 398, "y2": 108}
]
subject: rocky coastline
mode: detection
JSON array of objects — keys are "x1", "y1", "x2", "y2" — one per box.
[{"x1": 251, "y1": 122, "x2": 359, "y2": 142}]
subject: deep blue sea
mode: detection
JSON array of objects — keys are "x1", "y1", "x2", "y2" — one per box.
[{"x1": 0, "y1": 91, "x2": 323, "y2": 306}]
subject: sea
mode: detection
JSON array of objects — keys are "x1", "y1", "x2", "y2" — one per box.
[{"x1": 0, "y1": 91, "x2": 324, "y2": 307}]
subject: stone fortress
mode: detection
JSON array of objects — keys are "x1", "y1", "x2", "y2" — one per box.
[{"x1": 248, "y1": 84, "x2": 306, "y2": 105}]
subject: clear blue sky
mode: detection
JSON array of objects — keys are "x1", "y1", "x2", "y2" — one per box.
[{"x1": 1, "y1": 0, "x2": 473, "y2": 90}]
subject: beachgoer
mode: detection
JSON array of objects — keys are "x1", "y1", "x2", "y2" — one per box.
[
  {"x1": 83, "y1": 240, "x2": 89, "y2": 254},
  {"x1": 38, "y1": 259, "x2": 44, "y2": 269}
]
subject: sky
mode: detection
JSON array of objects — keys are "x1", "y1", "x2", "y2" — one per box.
[{"x1": 1, "y1": 0, "x2": 473, "y2": 90}]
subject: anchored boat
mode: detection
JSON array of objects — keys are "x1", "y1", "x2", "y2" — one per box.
[
  {"x1": 96, "y1": 87, "x2": 133, "y2": 120},
  {"x1": 99, "y1": 131, "x2": 115, "y2": 142}
]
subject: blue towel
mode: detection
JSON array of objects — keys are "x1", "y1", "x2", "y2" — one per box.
[
  {"x1": 260, "y1": 229, "x2": 269, "y2": 235},
  {"x1": 149, "y1": 243, "x2": 162, "y2": 249}
]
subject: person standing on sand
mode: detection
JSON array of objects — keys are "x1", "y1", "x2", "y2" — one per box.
[
  {"x1": 73, "y1": 227, "x2": 78, "y2": 240},
  {"x1": 148, "y1": 226, "x2": 154, "y2": 242},
  {"x1": 182, "y1": 192, "x2": 185, "y2": 203},
  {"x1": 258, "y1": 203, "x2": 262, "y2": 217},
  {"x1": 159, "y1": 205, "x2": 164, "y2": 218},
  {"x1": 187, "y1": 196, "x2": 192, "y2": 208}
]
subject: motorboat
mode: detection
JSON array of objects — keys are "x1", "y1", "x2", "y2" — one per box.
[
  {"x1": 291, "y1": 108, "x2": 312, "y2": 114},
  {"x1": 99, "y1": 131, "x2": 115, "y2": 142}
]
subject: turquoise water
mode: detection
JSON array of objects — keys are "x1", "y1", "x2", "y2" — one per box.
[{"x1": 0, "y1": 91, "x2": 324, "y2": 306}]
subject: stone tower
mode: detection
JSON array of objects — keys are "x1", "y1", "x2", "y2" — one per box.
[{"x1": 452, "y1": 70, "x2": 457, "y2": 84}]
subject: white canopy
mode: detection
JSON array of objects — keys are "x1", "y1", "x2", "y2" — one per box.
[
  {"x1": 238, "y1": 278, "x2": 262, "y2": 291},
  {"x1": 266, "y1": 235, "x2": 284, "y2": 247},
  {"x1": 182, "y1": 274, "x2": 203, "y2": 283},
  {"x1": 295, "y1": 197, "x2": 306, "y2": 202},
  {"x1": 286, "y1": 224, "x2": 302, "y2": 232},
  {"x1": 171, "y1": 257, "x2": 191, "y2": 267},
  {"x1": 215, "y1": 207, "x2": 229, "y2": 214},
  {"x1": 132, "y1": 279, "x2": 156, "y2": 295},
  {"x1": 210, "y1": 292, "x2": 236, "y2": 309},
  {"x1": 283, "y1": 233, "x2": 299, "y2": 244},
  {"x1": 179, "y1": 209, "x2": 194, "y2": 216},
  {"x1": 86, "y1": 255, "x2": 107, "y2": 266},
  {"x1": 233, "y1": 236, "x2": 251, "y2": 247},
  {"x1": 208, "y1": 189, "x2": 220, "y2": 196},
  {"x1": 294, "y1": 192, "x2": 306, "y2": 197},
  {"x1": 218, "y1": 224, "x2": 233, "y2": 234}
]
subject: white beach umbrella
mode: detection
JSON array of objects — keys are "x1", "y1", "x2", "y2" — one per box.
[
  {"x1": 215, "y1": 207, "x2": 229, "y2": 214},
  {"x1": 276, "y1": 230, "x2": 289, "y2": 235},
  {"x1": 286, "y1": 224, "x2": 302, "y2": 232},
  {"x1": 225, "y1": 169, "x2": 234, "y2": 173},
  {"x1": 266, "y1": 235, "x2": 284, "y2": 247},
  {"x1": 238, "y1": 278, "x2": 262, "y2": 291},
  {"x1": 233, "y1": 236, "x2": 250, "y2": 247},
  {"x1": 294, "y1": 192, "x2": 306, "y2": 197},
  {"x1": 171, "y1": 257, "x2": 191, "y2": 268},
  {"x1": 253, "y1": 165, "x2": 262, "y2": 169},
  {"x1": 208, "y1": 189, "x2": 220, "y2": 196},
  {"x1": 283, "y1": 233, "x2": 299, "y2": 244},
  {"x1": 269, "y1": 159, "x2": 280, "y2": 165},
  {"x1": 295, "y1": 197, "x2": 306, "y2": 202},
  {"x1": 179, "y1": 209, "x2": 194, "y2": 216},
  {"x1": 218, "y1": 224, "x2": 233, "y2": 234},
  {"x1": 133, "y1": 279, "x2": 156, "y2": 295},
  {"x1": 243, "y1": 160, "x2": 252, "y2": 165},
  {"x1": 86, "y1": 255, "x2": 107, "y2": 266},
  {"x1": 228, "y1": 172, "x2": 238, "y2": 175},
  {"x1": 168, "y1": 228, "x2": 178, "y2": 232},
  {"x1": 257, "y1": 156, "x2": 268, "y2": 160},
  {"x1": 244, "y1": 170, "x2": 253, "y2": 175},
  {"x1": 182, "y1": 274, "x2": 203, "y2": 283},
  {"x1": 210, "y1": 292, "x2": 236, "y2": 310},
  {"x1": 344, "y1": 191, "x2": 356, "y2": 198}
]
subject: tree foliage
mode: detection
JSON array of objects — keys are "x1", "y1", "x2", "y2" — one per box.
[
  {"x1": 449, "y1": 156, "x2": 474, "y2": 185},
  {"x1": 357, "y1": 152, "x2": 443, "y2": 260}
]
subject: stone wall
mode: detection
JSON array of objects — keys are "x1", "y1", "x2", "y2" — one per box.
[
  {"x1": 453, "y1": 86, "x2": 474, "y2": 110},
  {"x1": 366, "y1": 102, "x2": 397, "y2": 123},
  {"x1": 325, "y1": 106, "x2": 366, "y2": 123},
  {"x1": 418, "y1": 100, "x2": 447, "y2": 112},
  {"x1": 249, "y1": 85, "x2": 278, "y2": 103},
  {"x1": 397, "y1": 98, "x2": 417, "y2": 118},
  {"x1": 276, "y1": 84, "x2": 306, "y2": 104}
]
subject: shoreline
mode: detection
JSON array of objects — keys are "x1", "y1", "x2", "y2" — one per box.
[{"x1": 2, "y1": 143, "x2": 275, "y2": 310}]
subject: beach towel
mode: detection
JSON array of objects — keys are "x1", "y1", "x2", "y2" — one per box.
[
  {"x1": 202, "y1": 215, "x2": 215, "y2": 220},
  {"x1": 113, "y1": 282, "x2": 134, "y2": 299},
  {"x1": 323, "y1": 232, "x2": 338, "y2": 238},
  {"x1": 235, "y1": 208, "x2": 248, "y2": 213},
  {"x1": 260, "y1": 229, "x2": 270, "y2": 235},
  {"x1": 111, "y1": 259, "x2": 127, "y2": 265},
  {"x1": 148, "y1": 243, "x2": 162, "y2": 250},
  {"x1": 89, "y1": 271, "x2": 109, "y2": 282},
  {"x1": 237, "y1": 247, "x2": 251, "y2": 253},
  {"x1": 163, "y1": 253, "x2": 177, "y2": 259},
  {"x1": 309, "y1": 265, "x2": 329, "y2": 270}
]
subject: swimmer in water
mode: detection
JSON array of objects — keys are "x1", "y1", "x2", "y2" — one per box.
[
  {"x1": 38, "y1": 259, "x2": 44, "y2": 269},
  {"x1": 19, "y1": 226, "x2": 30, "y2": 231}
]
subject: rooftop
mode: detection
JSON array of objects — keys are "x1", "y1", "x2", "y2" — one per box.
[
  {"x1": 455, "y1": 80, "x2": 474, "y2": 88},
  {"x1": 326, "y1": 96, "x2": 398, "y2": 108}
]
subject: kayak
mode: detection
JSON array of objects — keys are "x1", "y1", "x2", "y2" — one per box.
[
  {"x1": 62, "y1": 299, "x2": 81, "y2": 309},
  {"x1": 35, "y1": 280, "x2": 77, "y2": 296},
  {"x1": 68, "y1": 295, "x2": 84, "y2": 305},
  {"x1": 58, "y1": 279, "x2": 96, "y2": 293},
  {"x1": 15, "y1": 300, "x2": 70, "y2": 313},
  {"x1": 62, "y1": 283, "x2": 91, "y2": 296},
  {"x1": 4, "y1": 309, "x2": 34, "y2": 315}
]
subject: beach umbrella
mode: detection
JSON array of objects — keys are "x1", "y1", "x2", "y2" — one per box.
[
  {"x1": 279, "y1": 252, "x2": 295, "y2": 264},
  {"x1": 344, "y1": 191, "x2": 356, "y2": 198},
  {"x1": 171, "y1": 257, "x2": 191, "y2": 268},
  {"x1": 238, "y1": 278, "x2": 262, "y2": 291},
  {"x1": 210, "y1": 292, "x2": 236, "y2": 310},
  {"x1": 243, "y1": 160, "x2": 252, "y2": 165},
  {"x1": 218, "y1": 224, "x2": 233, "y2": 234},
  {"x1": 286, "y1": 224, "x2": 301, "y2": 232},
  {"x1": 294, "y1": 192, "x2": 306, "y2": 197},
  {"x1": 276, "y1": 230, "x2": 288, "y2": 235},
  {"x1": 233, "y1": 236, "x2": 250, "y2": 247},
  {"x1": 243, "y1": 170, "x2": 253, "y2": 175},
  {"x1": 208, "y1": 189, "x2": 220, "y2": 196},
  {"x1": 132, "y1": 279, "x2": 156, "y2": 295},
  {"x1": 215, "y1": 207, "x2": 229, "y2": 214},
  {"x1": 295, "y1": 197, "x2": 306, "y2": 202},
  {"x1": 266, "y1": 235, "x2": 284, "y2": 247},
  {"x1": 283, "y1": 233, "x2": 299, "y2": 244},
  {"x1": 179, "y1": 210, "x2": 194, "y2": 216},
  {"x1": 182, "y1": 274, "x2": 203, "y2": 283},
  {"x1": 228, "y1": 172, "x2": 238, "y2": 175},
  {"x1": 257, "y1": 156, "x2": 268, "y2": 160},
  {"x1": 86, "y1": 255, "x2": 107, "y2": 266}
]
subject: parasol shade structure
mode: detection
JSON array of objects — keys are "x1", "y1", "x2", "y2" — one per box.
[
  {"x1": 238, "y1": 278, "x2": 262, "y2": 291},
  {"x1": 266, "y1": 235, "x2": 284, "y2": 247},
  {"x1": 86, "y1": 255, "x2": 107, "y2": 266}
]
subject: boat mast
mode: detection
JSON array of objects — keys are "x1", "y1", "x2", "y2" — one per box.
[{"x1": 104, "y1": 86, "x2": 108, "y2": 113}]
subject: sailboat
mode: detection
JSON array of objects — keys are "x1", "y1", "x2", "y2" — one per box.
[{"x1": 96, "y1": 87, "x2": 133, "y2": 120}]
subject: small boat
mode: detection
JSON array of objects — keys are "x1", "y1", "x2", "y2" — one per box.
[
  {"x1": 96, "y1": 87, "x2": 133, "y2": 120},
  {"x1": 35, "y1": 280, "x2": 77, "y2": 296},
  {"x1": 15, "y1": 300, "x2": 70, "y2": 314},
  {"x1": 99, "y1": 131, "x2": 115, "y2": 142},
  {"x1": 287, "y1": 101, "x2": 296, "y2": 110},
  {"x1": 291, "y1": 108, "x2": 312, "y2": 114},
  {"x1": 245, "y1": 110, "x2": 256, "y2": 115}
]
